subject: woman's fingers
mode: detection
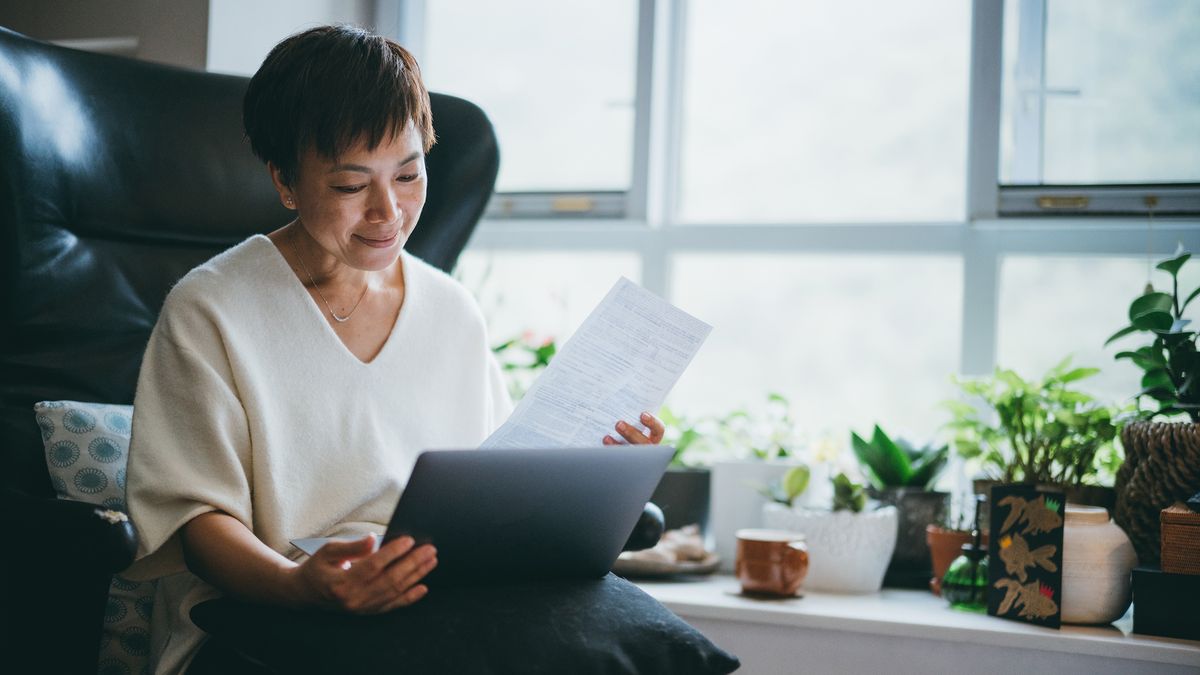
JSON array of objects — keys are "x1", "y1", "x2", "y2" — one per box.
[
  {"x1": 315, "y1": 534, "x2": 378, "y2": 569},
  {"x1": 610, "y1": 412, "x2": 665, "y2": 445},
  {"x1": 641, "y1": 412, "x2": 665, "y2": 443},
  {"x1": 378, "y1": 583, "x2": 429, "y2": 613},
  {"x1": 348, "y1": 535, "x2": 415, "y2": 577},
  {"x1": 359, "y1": 544, "x2": 437, "y2": 601}
]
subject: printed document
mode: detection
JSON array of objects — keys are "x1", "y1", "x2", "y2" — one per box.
[{"x1": 481, "y1": 277, "x2": 711, "y2": 449}]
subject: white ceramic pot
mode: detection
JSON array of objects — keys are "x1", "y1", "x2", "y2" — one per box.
[
  {"x1": 710, "y1": 460, "x2": 806, "y2": 572},
  {"x1": 762, "y1": 502, "x2": 898, "y2": 593},
  {"x1": 1061, "y1": 504, "x2": 1138, "y2": 625}
]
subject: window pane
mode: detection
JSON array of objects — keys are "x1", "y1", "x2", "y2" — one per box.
[
  {"x1": 998, "y1": 255, "x2": 1200, "y2": 406},
  {"x1": 1000, "y1": 0, "x2": 1200, "y2": 184},
  {"x1": 678, "y1": 1, "x2": 970, "y2": 223},
  {"x1": 422, "y1": 1, "x2": 638, "y2": 193},
  {"x1": 455, "y1": 250, "x2": 641, "y2": 346},
  {"x1": 669, "y1": 254, "x2": 963, "y2": 440}
]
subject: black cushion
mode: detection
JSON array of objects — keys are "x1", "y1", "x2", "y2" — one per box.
[{"x1": 190, "y1": 573, "x2": 739, "y2": 675}]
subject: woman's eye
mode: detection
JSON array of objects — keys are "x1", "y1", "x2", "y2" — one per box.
[
  {"x1": 334, "y1": 185, "x2": 366, "y2": 194},
  {"x1": 397, "y1": 174, "x2": 419, "y2": 183}
]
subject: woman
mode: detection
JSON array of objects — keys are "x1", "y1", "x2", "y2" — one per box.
[{"x1": 124, "y1": 25, "x2": 664, "y2": 674}]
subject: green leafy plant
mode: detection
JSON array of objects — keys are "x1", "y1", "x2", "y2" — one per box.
[
  {"x1": 850, "y1": 425, "x2": 948, "y2": 490},
  {"x1": 657, "y1": 393, "x2": 803, "y2": 467},
  {"x1": 492, "y1": 333, "x2": 557, "y2": 400},
  {"x1": 754, "y1": 465, "x2": 812, "y2": 506},
  {"x1": 832, "y1": 473, "x2": 867, "y2": 512},
  {"x1": 944, "y1": 358, "x2": 1119, "y2": 487},
  {"x1": 1105, "y1": 247, "x2": 1200, "y2": 422}
]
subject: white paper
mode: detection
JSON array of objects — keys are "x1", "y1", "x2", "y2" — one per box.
[{"x1": 481, "y1": 277, "x2": 711, "y2": 449}]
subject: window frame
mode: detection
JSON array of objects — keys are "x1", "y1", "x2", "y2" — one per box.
[{"x1": 391, "y1": 0, "x2": 1200, "y2": 385}]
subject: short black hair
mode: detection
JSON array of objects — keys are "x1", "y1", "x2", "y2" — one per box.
[{"x1": 243, "y1": 24, "x2": 435, "y2": 185}]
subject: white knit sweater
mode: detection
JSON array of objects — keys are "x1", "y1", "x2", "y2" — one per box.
[{"x1": 125, "y1": 235, "x2": 512, "y2": 674}]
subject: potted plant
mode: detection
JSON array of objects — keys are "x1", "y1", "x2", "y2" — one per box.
[
  {"x1": 851, "y1": 425, "x2": 948, "y2": 588},
  {"x1": 925, "y1": 498, "x2": 989, "y2": 595},
  {"x1": 944, "y1": 357, "x2": 1121, "y2": 511},
  {"x1": 1104, "y1": 246, "x2": 1200, "y2": 566},
  {"x1": 650, "y1": 405, "x2": 712, "y2": 536},
  {"x1": 706, "y1": 394, "x2": 810, "y2": 572},
  {"x1": 762, "y1": 472, "x2": 899, "y2": 594}
]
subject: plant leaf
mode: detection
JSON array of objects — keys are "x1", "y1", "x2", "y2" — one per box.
[
  {"x1": 908, "y1": 444, "x2": 949, "y2": 489},
  {"x1": 850, "y1": 431, "x2": 888, "y2": 490},
  {"x1": 1129, "y1": 292, "x2": 1174, "y2": 323},
  {"x1": 1104, "y1": 325, "x2": 1139, "y2": 346},
  {"x1": 1155, "y1": 251, "x2": 1191, "y2": 277},
  {"x1": 1057, "y1": 367, "x2": 1100, "y2": 383},
  {"x1": 1132, "y1": 310, "x2": 1174, "y2": 332},
  {"x1": 1183, "y1": 285, "x2": 1200, "y2": 313},
  {"x1": 871, "y1": 425, "x2": 913, "y2": 485}
]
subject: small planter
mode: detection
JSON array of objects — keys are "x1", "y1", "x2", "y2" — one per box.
[
  {"x1": 926, "y1": 525, "x2": 973, "y2": 596},
  {"x1": 870, "y1": 488, "x2": 947, "y2": 589},
  {"x1": 762, "y1": 503, "x2": 898, "y2": 593},
  {"x1": 650, "y1": 467, "x2": 711, "y2": 534}
]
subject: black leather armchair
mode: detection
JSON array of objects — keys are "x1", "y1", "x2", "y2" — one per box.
[{"x1": 0, "y1": 26, "x2": 498, "y2": 673}]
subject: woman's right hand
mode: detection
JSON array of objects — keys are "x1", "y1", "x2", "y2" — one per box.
[{"x1": 288, "y1": 534, "x2": 437, "y2": 614}]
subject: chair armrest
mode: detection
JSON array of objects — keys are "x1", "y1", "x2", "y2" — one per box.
[
  {"x1": 0, "y1": 494, "x2": 139, "y2": 673},
  {"x1": 2, "y1": 494, "x2": 138, "y2": 572}
]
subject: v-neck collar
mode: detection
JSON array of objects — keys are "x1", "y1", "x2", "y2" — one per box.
[{"x1": 255, "y1": 234, "x2": 413, "y2": 366}]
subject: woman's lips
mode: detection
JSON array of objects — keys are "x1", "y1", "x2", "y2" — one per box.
[{"x1": 355, "y1": 233, "x2": 399, "y2": 248}]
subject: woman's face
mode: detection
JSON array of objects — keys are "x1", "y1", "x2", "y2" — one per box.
[{"x1": 274, "y1": 120, "x2": 427, "y2": 272}]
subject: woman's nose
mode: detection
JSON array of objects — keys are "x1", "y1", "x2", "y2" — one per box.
[{"x1": 366, "y1": 186, "x2": 401, "y2": 224}]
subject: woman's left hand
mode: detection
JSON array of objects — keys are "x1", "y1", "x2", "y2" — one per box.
[{"x1": 603, "y1": 411, "x2": 665, "y2": 445}]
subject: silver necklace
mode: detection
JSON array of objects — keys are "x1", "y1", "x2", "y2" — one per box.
[{"x1": 289, "y1": 232, "x2": 368, "y2": 323}]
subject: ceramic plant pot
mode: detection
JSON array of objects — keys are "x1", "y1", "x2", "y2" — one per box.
[
  {"x1": 926, "y1": 525, "x2": 978, "y2": 596},
  {"x1": 762, "y1": 502, "x2": 898, "y2": 593},
  {"x1": 650, "y1": 467, "x2": 711, "y2": 534},
  {"x1": 1061, "y1": 505, "x2": 1138, "y2": 625},
  {"x1": 871, "y1": 488, "x2": 948, "y2": 588}
]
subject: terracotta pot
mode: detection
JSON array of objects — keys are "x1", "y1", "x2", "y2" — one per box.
[
  {"x1": 925, "y1": 524, "x2": 989, "y2": 596},
  {"x1": 1114, "y1": 421, "x2": 1200, "y2": 566}
]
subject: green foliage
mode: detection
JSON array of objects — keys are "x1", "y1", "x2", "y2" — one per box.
[
  {"x1": 755, "y1": 465, "x2": 812, "y2": 506},
  {"x1": 850, "y1": 425, "x2": 948, "y2": 490},
  {"x1": 492, "y1": 334, "x2": 557, "y2": 400},
  {"x1": 658, "y1": 393, "x2": 803, "y2": 467},
  {"x1": 831, "y1": 473, "x2": 867, "y2": 513},
  {"x1": 943, "y1": 358, "x2": 1119, "y2": 487},
  {"x1": 1105, "y1": 247, "x2": 1200, "y2": 422}
]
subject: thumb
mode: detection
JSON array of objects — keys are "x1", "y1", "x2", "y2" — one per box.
[{"x1": 316, "y1": 534, "x2": 377, "y2": 562}]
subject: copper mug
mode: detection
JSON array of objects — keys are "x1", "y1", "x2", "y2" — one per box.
[{"x1": 735, "y1": 529, "x2": 808, "y2": 597}]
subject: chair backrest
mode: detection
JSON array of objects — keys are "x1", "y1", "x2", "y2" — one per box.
[{"x1": 0, "y1": 27, "x2": 499, "y2": 498}]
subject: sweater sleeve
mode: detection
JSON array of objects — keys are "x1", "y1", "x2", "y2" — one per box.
[
  {"x1": 485, "y1": 350, "x2": 514, "y2": 434},
  {"x1": 123, "y1": 301, "x2": 253, "y2": 581}
]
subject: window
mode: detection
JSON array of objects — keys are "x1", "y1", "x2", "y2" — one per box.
[
  {"x1": 998, "y1": 0, "x2": 1200, "y2": 215},
  {"x1": 670, "y1": 254, "x2": 962, "y2": 439},
  {"x1": 420, "y1": 0, "x2": 639, "y2": 214},
  {"x1": 409, "y1": 0, "x2": 1200, "y2": 440},
  {"x1": 679, "y1": 0, "x2": 971, "y2": 223}
]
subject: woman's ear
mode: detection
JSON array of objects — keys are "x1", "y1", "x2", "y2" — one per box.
[{"x1": 267, "y1": 162, "x2": 296, "y2": 210}]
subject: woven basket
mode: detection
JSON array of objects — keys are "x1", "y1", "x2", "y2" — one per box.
[
  {"x1": 1161, "y1": 503, "x2": 1200, "y2": 575},
  {"x1": 1114, "y1": 422, "x2": 1200, "y2": 567}
]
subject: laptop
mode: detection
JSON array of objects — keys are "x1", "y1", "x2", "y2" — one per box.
[{"x1": 291, "y1": 446, "x2": 673, "y2": 585}]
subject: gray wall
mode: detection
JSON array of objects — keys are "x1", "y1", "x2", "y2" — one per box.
[{"x1": 0, "y1": 0, "x2": 210, "y2": 70}]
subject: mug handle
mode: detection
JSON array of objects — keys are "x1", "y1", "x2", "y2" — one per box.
[{"x1": 782, "y1": 541, "x2": 807, "y2": 592}]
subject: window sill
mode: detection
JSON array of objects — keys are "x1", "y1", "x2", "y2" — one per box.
[{"x1": 635, "y1": 575, "x2": 1200, "y2": 673}]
